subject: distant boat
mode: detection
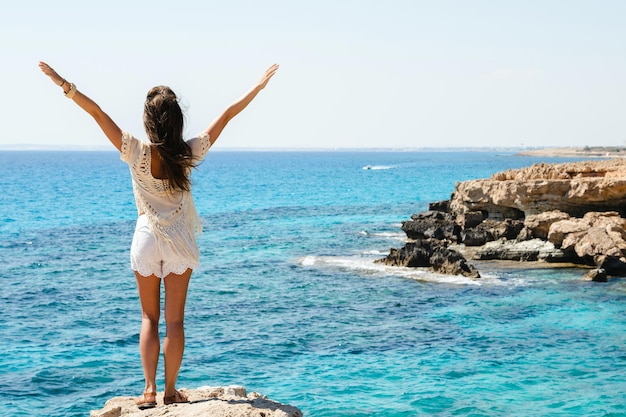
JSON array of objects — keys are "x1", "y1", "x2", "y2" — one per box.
[{"x1": 363, "y1": 165, "x2": 372, "y2": 170}]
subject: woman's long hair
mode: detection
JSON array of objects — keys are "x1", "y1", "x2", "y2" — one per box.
[{"x1": 143, "y1": 86, "x2": 195, "y2": 192}]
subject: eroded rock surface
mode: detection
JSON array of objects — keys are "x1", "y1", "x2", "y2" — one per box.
[
  {"x1": 90, "y1": 386, "x2": 303, "y2": 417},
  {"x1": 376, "y1": 239, "x2": 480, "y2": 278},
  {"x1": 450, "y1": 159, "x2": 626, "y2": 219}
]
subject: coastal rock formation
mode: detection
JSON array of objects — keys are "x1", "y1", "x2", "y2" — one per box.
[
  {"x1": 379, "y1": 158, "x2": 626, "y2": 279},
  {"x1": 401, "y1": 211, "x2": 460, "y2": 241},
  {"x1": 473, "y1": 238, "x2": 573, "y2": 262},
  {"x1": 450, "y1": 159, "x2": 626, "y2": 219},
  {"x1": 583, "y1": 268, "x2": 608, "y2": 282},
  {"x1": 375, "y1": 239, "x2": 480, "y2": 278},
  {"x1": 90, "y1": 386, "x2": 302, "y2": 417}
]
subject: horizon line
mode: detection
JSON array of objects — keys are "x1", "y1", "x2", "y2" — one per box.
[{"x1": 0, "y1": 144, "x2": 567, "y2": 152}]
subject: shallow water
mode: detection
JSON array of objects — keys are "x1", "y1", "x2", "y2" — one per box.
[{"x1": 1, "y1": 150, "x2": 625, "y2": 416}]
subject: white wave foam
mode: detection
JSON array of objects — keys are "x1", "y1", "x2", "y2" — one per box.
[
  {"x1": 359, "y1": 230, "x2": 406, "y2": 240},
  {"x1": 363, "y1": 165, "x2": 394, "y2": 170},
  {"x1": 297, "y1": 255, "x2": 482, "y2": 286},
  {"x1": 362, "y1": 249, "x2": 387, "y2": 255},
  {"x1": 370, "y1": 231, "x2": 406, "y2": 239},
  {"x1": 301, "y1": 255, "x2": 317, "y2": 266},
  {"x1": 297, "y1": 253, "x2": 556, "y2": 287}
]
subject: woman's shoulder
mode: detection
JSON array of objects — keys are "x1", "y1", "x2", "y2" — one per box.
[
  {"x1": 186, "y1": 131, "x2": 210, "y2": 143},
  {"x1": 187, "y1": 132, "x2": 212, "y2": 160}
]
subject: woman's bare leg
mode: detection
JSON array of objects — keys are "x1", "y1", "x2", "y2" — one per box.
[
  {"x1": 135, "y1": 272, "x2": 162, "y2": 395},
  {"x1": 163, "y1": 268, "x2": 192, "y2": 398}
]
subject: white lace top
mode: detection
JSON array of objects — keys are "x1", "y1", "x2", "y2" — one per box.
[{"x1": 120, "y1": 131, "x2": 212, "y2": 263}]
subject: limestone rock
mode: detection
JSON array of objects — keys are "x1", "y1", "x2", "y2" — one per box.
[
  {"x1": 575, "y1": 227, "x2": 624, "y2": 259},
  {"x1": 90, "y1": 386, "x2": 303, "y2": 417},
  {"x1": 473, "y1": 238, "x2": 573, "y2": 262},
  {"x1": 456, "y1": 210, "x2": 484, "y2": 229},
  {"x1": 376, "y1": 239, "x2": 480, "y2": 278},
  {"x1": 450, "y1": 159, "x2": 626, "y2": 219},
  {"x1": 402, "y1": 211, "x2": 460, "y2": 242},
  {"x1": 429, "y1": 200, "x2": 450, "y2": 212},
  {"x1": 461, "y1": 226, "x2": 491, "y2": 247},
  {"x1": 595, "y1": 255, "x2": 626, "y2": 276},
  {"x1": 525, "y1": 211, "x2": 570, "y2": 240},
  {"x1": 547, "y1": 218, "x2": 589, "y2": 246},
  {"x1": 564, "y1": 212, "x2": 626, "y2": 259},
  {"x1": 583, "y1": 268, "x2": 608, "y2": 282},
  {"x1": 462, "y1": 219, "x2": 524, "y2": 246},
  {"x1": 376, "y1": 240, "x2": 433, "y2": 268},
  {"x1": 430, "y1": 246, "x2": 481, "y2": 278},
  {"x1": 516, "y1": 226, "x2": 534, "y2": 241},
  {"x1": 489, "y1": 219, "x2": 525, "y2": 241}
]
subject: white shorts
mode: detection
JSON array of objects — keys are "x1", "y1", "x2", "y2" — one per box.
[{"x1": 130, "y1": 215, "x2": 199, "y2": 278}]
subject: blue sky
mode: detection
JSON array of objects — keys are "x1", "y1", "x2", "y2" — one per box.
[{"x1": 3, "y1": 0, "x2": 625, "y2": 149}]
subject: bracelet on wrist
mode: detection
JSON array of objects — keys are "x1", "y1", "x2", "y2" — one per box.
[{"x1": 64, "y1": 82, "x2": 77, "y2": 99}]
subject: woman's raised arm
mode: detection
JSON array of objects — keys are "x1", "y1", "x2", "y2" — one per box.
[
  {"x1": 39, "y1": 61, "x2": 123, "y2": 152},
  {"x1": 205, "y1": 64, "x2": 279, "y2": 146}
]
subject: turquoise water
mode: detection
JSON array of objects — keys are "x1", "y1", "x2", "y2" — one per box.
[{"x1": 1, "y1": 150, "x2": 625, "y2": 416}]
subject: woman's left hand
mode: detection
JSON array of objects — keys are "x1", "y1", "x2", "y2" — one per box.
[{"x1": 257, "y1": 64, "x2": 279, "y2": 90}]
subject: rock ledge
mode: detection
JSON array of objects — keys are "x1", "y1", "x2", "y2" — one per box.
[{"x1": 90, "y1": 386, "x2": 303, "y2": 417}]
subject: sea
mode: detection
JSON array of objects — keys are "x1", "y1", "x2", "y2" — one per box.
[{"x1": 1, "y1": 149, "x2": 625, "y2": 417}]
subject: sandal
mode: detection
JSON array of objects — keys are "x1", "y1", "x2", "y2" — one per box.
[
  {"x1": 135, "y1": 391, "x2": 157, "y2": 410},
  {"x1": 163, "y1": 389, "x2": 189, "y2": 405}
]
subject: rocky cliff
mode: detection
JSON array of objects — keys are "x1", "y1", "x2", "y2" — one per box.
[
  {"x1": 450, "y1": 159, "x2": 626, "y2": 218},
  {"x1": 378, "y1": 158, "x2": 626, "y2": 280}
]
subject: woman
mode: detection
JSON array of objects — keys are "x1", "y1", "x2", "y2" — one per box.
[{"x1": 39, "y1": 61, "x2": 278, "y2": 409}]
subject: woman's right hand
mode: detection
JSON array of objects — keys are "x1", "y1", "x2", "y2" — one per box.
[{"x1": 39, "y1": 61, "x2": 66, "y2": 87}]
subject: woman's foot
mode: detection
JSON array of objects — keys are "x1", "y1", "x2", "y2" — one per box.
[
  {"x1": 135, "y1": 391, "x2": 157, "y2": 409},
  {"x1": 163, "y1": 389, "x2": 189, "y2": 405}
]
